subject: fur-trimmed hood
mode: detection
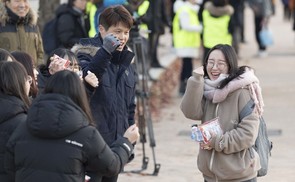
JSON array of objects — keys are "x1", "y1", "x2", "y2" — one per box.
[
  {"x1": 0, "y1": 1, "x2": 38, "y2": 26},
  {"x1": 71, "y1": 44, "x2": 99, "y2": 57},
  {"x1": 204, "y1": 1, "x2": 234, "y2": 17}
]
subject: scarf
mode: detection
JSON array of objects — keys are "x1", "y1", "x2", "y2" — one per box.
[{"x1": 204, "y1": 69, "x2": 264, "y2": 116}]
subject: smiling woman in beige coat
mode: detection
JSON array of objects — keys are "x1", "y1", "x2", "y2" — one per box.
[{"x1": 180, "y1": 44, "x2": 264, "y2": 182}]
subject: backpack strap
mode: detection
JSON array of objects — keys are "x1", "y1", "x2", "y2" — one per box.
[{"x1": 239, "y1": 99, "x2": 255, "y2": 123}]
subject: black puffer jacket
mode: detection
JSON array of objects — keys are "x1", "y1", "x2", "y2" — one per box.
[
  {"x1": 0, "y1": 93, "x2": 27, "y2": 182},
  {"x1": 56, "y1": 4, "x2": 89, "y2": 49},
  {"x1": 5, "y1": 93, "x2": 133, "y2": 182}
]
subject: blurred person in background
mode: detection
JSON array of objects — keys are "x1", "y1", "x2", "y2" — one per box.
[
  {"x1": 55, "y1": 0, "x2": 90, "y2": 49},
  {"x1": 11, "y1": 51, "x2": 39, "y2": 99},
  {"x1": 0, "y1": 61, "x2": 31, "y2": 181},
  {"x1": 201, "y1": 0, "x2": 234, "y2": 62},
  {"x1": 248, "y1": 0, "x2": 273, "y2": 57},
  {"x1": 147, "y1": 0, "x2": 171, "y2": 68},
  {"x1": 37, "y1": 0, "x2": 60, "y2": 33},
  {"x1": 0, "y1": 0, "x2": 44, "y2": 65},
  {"x1": 4, "y1": 70, "x2": 139, "y2": 182},
  {"x1": 173, "y1": 0, "x2": 203, "y2": 95},
  {"x1": 0, "y1": 48, "x2": 16, "y2": 62}
]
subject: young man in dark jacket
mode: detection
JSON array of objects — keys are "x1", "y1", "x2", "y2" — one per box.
[{"x1": 71, "y1": 5, "x2": 136, "y2": 182}]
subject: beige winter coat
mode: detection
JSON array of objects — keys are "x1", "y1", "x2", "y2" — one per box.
[
  {"x1": 180, "y1": 72, "x2": 261, "y2": 182},
  {"x1": 0, "y1": 2, "x2": 44, "y2": 65}
]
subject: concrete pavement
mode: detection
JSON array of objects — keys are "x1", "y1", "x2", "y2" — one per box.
[{"x1": 119, "y1": 3, "x2": 295, "y2": 182}]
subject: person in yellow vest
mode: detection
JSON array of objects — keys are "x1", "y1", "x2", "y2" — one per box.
[
  {"x1": 201, "y1": 0, "x2": 234, "y2": 63},
  {"x1": 87, "y1": 0, "x2": 104, "y2": 37},
  {"x1": 173, "y1": 0, "x2": 203, "y2": 95}
]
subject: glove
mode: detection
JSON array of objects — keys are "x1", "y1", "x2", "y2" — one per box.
[{"x1": 102, "y1": 34, "x2": 121, "y2": 54}]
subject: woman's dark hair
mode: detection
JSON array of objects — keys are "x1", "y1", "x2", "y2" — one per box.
[
  {"x1": 11, "y1": 51, "x2": 38, "y2": 98},
  {"x1": 44, "y1": 70, "x2": 94, "y2": 125},
  {"x1": 99, "y1": 5, "x2": 133, "y2": 30},
  {"x1": 0, "y1": 61, "x2": 31, "y2": 109},
  {"x1": 0, "y1": 48, "x2": 16, "y2": 62},
  {"x1": 203, "y1": 44, "x2": 248, "y2": 89}
]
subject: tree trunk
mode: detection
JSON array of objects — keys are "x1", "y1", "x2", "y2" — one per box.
[{"x1": 37, "y1": 0, "x2": 61, "y2": 33}]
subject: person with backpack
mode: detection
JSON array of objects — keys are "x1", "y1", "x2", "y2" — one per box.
[
  {"x1": 0, "y1": 0, "x2": 44, "y2": 66},
  {"x1": 180, "y1": 44, "x2": 264, "y2": 182},
  {"x1": 44, "y1": 0, "x2": 90, "y2": 54}
]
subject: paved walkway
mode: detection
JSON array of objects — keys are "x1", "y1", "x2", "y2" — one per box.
[{"x1": 119, "y1": 3, "x2": 295, "y2": 182}]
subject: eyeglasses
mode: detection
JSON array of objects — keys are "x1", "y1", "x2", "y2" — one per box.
[
  {"x1": 27, "y1": 75, "x2": 32, "y2": 85},
  {"x1": 207, "y1": 61, "x2": 227, "y2": 70}
]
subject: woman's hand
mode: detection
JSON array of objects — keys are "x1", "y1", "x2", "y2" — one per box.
[
  {"x1": 200, "y1": 142, "x2": 212, "y2": 150},
  {"x1": 200, "y1": 131, "x2": 215, "y2": 150},
  {"x1": 48, "y1": 55, "x2": 68, "y2": 74},
  {"x1": 84, "y1": 71, "x2": 99, "y2": 87},
  {"x1": 123, "y1": 124, "x2": 140, "y2": 144},
  {"x1": 193, "y1": 66, "x2": 204, "y2": 77}
]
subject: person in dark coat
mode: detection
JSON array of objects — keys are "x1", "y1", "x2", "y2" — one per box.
[
  {"x1": 4, "y1": 70, "x2": 139, "y2": 182},
  {"x1": 71, "y1": 5, "x2": 136, "y2": 182},
  {"x1": 55, "y1": 0, "x2": 90, "y2": 49},
  {"x1": 0, "y1": 61, "x2": 31, "y2": 182},
  {"x1": 146, "y1": 0, "x2": 171, "y2": 68}
]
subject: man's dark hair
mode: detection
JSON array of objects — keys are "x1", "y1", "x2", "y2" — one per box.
[{"x1": 99, "y1": 5, "x2": 133, "y2": 31}]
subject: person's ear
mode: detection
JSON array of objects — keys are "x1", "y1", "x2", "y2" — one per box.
[{"x1": 99, "y1": 25, "x2": 106, "y2": 35}]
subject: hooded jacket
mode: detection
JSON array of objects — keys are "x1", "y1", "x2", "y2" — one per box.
[
  {"x1": 71, "y1": 35, "x2": 136, "y2": 146},
  {"x1": 0, "y1": 93, "x2": 27, "y2": 182},
  {"x1": 5, "y1": 93, "x2": 133, "y2": 182},
  {"x1": 0, "y1": 1, "x2": 44, "y2": 65},
  {"x1": 55, "y1": 4, "x2": 89, "y2": 49},
  {"x1": 180, "y1": 70, "x2": 261, "y2": 182}
]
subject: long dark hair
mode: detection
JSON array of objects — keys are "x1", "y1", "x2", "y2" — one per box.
[
  {"x1": 0, "y1": 48, "x2": 16, "y2": 62},
  {"x1": 44, "y1": 70, "x2": 94, "y2": 125},
  {"x1": 11, "y1": 51, "x2": 38, "y2": 98},
  {"x1": 0, "y1": 61, "x2": 31, "y2": 109},
  {"x1": 203, "y1": 44, "x2": 247, "y2": 89}
]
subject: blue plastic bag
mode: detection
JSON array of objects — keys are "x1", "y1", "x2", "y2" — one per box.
[{"x1": 259, "y1": 27, "x2": 273, "y2": 46}]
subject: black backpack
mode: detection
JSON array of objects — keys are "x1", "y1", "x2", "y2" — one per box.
[
  {"x1": 239, "y1": 99, "x2": 273, "y2": 177},
  {"x1": 42, "y1": 17, "x2": 60, "y2": 55}
]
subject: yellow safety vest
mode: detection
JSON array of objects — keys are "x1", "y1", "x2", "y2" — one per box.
[
  {"x1": 202, "y1": 10, "x2": 232, "y2": 48},
  {"x1": 88, "y1": 3, "x2": 98, "y2": 37},
  {"x1": 137, "y1": 0, "x2": 149, "y2": 37},
  {"x1": 173, "y1": 6, "x2": 201, "y2": 48}
]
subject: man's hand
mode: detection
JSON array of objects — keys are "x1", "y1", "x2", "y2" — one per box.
[
  {"x1": 124, "y1": 124, "x2": 139, "y2": 144},
  {"x1": 102, "y1": 34, "x2": 121, "y2": 54}
]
